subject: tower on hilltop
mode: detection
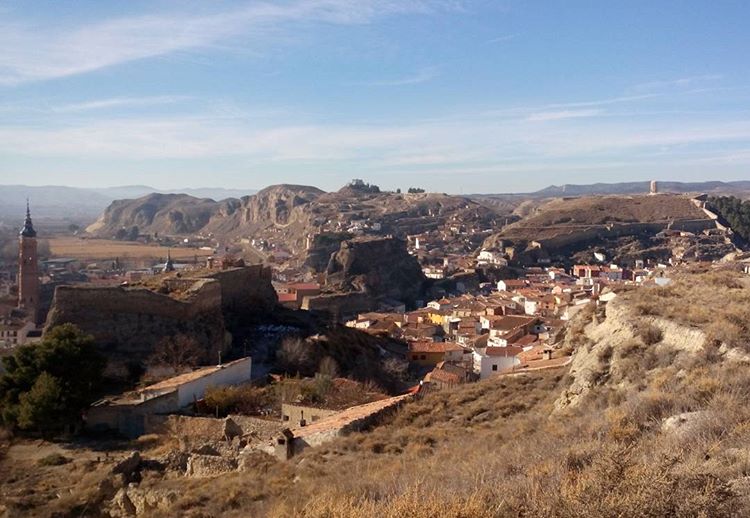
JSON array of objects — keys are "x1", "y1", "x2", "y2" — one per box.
[{"x1": 18, "y1": 200, "x2": 40, "y2": 320}]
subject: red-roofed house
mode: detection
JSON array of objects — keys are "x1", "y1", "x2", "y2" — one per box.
[{"x1": 408, "y1": 341, "x2": 464, "y2": 367}]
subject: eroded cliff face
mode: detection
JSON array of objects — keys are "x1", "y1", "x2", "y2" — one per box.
[
  {"x1": 555, "y1": 295, "x2": 750, "y2": 412},
  {"x1": 44, "y1": 266, "x2": 278, "y2": 378},
  {"x1": 86, "y1": 193, "x2": 225, "y2": 236}
]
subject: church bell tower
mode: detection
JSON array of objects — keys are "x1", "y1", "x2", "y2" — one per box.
[{"x1": 18, "y1": 200, "x2": 40, "y2": 320}]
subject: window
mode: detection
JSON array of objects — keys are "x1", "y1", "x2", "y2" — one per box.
[
  {"x1": 420, "y1": 354, "x2": 426, "y2": 360},
  {"x1": 282, "y1": 415, "x2": 289, "y2": 421},
  {"x1": 492, "y1": 365, "x2": 498, "y2": 371}
]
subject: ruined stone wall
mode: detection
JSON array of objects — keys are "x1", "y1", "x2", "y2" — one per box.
[
  {"x1": 207, "y1": 266, "x2": 278, "y2": 321},
  {"x1": 44, "y1": 266, "x2": 278, "y2": 378},
  {"x1": 281, "y1": 403, "x2": 339, "y2": 427},
  {"x1": 86, "y1": 390, "x2": 180, "y2": 438},
  {"x1": 301, "y1": 292, "x2": 378, "y2": 320},
  {"x1": 45, "y1": 280, "x2": 225, "y2": 376}
]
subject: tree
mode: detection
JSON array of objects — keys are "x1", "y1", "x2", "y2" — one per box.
[
  {"x1": 709, "y1": 196, "x2": 750, "y2": 241},
  {"x1": 0, "y1": 324, "x2": 105, "y2": 432},
  {"x1": 408, "y1": 187, "x2": 426, "y2": 194},
  {"x1": 17, "y1": 373, "x2": 65, "y2": 432},
  {"x1": 148, "y1": 334, "x2": 204, "y2": 373}
]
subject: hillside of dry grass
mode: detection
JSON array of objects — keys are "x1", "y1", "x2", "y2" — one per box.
[
  {"x1": 498, "y1": 194, "x2": 708, "y2": 242},
  {"x1": 5, "y1": 269, "x2": 750, "y2": 517}
]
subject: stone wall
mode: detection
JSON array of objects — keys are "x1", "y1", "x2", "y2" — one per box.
[
  {"x1": 44, "y1": 266, "x2": 277, "y2": 378},
  {"x1": 86, "y1": 390, "x2": 180, "y2": 438},
  {"x1": 281, "y1": 403, "x2": 339, "y2": 427},
  {"x1": 301, "y1": 291, "x2": 378, "y2": 320},
  {"x1": 207, "y1": 265, "x2": 278, "y2": 320}
]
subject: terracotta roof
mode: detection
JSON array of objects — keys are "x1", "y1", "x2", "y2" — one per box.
[
  {"x1": 409, "y1": 341, "x2": 462, "y2": 354},
  {"x1": 499, "y1": 279, "x2": 527, "y2": 287},
  {"x1": 484, "y1": 345, "x2": 524, "y2": 357},
  {"x1": 426, "y1": 369, "x2": 462, "y2": 385},
  {"x1": 488, "y1": 315, "x2": 538, "y2": 331},
  {"x1": 288, "y1": 283, "x2": 320, "y2": 290},
  {"x1": 142, "y1": 357, "x2": 251, "y2": 393},
  {"x1": 512, "y1": 334, "x2": 539, "y2": 347},
  {"x1": 290, "y1": 393, "x2": 412, "y2": 438}
]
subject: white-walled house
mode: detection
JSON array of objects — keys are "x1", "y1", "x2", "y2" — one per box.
[
  {"x1": 472, "y1": 346, "x2": 522, "y2": 379},
  {"x1": 87, "y1": 356, "x2": 253, "y2": 437},
  {"x1": 141, "y1": 356, "x2": 253, "y2": 408},
  {"x1": 477, "y1": 249, "x2": 508, "y2": 267},
  {"x1": 497, "y1": 279, "x2": 527, "y2": 292}
]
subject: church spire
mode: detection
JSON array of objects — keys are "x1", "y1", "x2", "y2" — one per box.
[
  {"x1": 20, "y1": 199, "x2": 37, "y2": 238},
  {"x1": 163, "y1": 249, "x2": 175, "y2": 272}
]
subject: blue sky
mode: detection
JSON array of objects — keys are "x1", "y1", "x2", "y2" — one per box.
[{"x1": 1, "y1": 0, "x2": 749, "y2": 193}]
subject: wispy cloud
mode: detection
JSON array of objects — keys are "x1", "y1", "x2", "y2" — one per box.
[
  {"x1": 631, "y1": 74, "x2": 723, "y2": 93},
  {"x1": 353, "y1": 66, "x2": 440, "y2": 86},
  {"x1": 3, "y1": 107, "x2": 750, "y2": 166},
  {"x1": 526, "y1": 109, "x2": 603, "y2": 121},
  {"x1": 0, "y1": 1, "x2": 453, "y2": 86},
  {"x1": 53, "y1": 95, "x2": 192, "y2": 113},
  {"x1": 486, "y1": 33, "x2": 517, "y2": 44}
]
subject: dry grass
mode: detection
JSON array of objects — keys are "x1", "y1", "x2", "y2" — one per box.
[
  {"x1": 147, "y1": 356, "x2": 747, "y2": 517},
  {"x1": 7, "y1": 269, "x2": 750, "y2": 517},
  {"x1": 625, "y1": 268, "x2": 750, "y2": 350}
]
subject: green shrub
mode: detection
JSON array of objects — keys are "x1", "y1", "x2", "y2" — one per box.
[{"x1": 37, "y1": 452, "x2": 71, "y2": 466}]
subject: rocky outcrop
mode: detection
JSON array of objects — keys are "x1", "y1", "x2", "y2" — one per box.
[
  {"x1": 555, "y1": 293, "x2": 750, "y2": 412},
  {"x1": 86, "y1": 192, "x2": 225, "y2": 236},
  {"x1": 186, "y1": 454, "x2": 238, "y2": 478},
  {"x1": 324, "y1": 236, "x2": 425, "y2": 302},
  {"x1": 301, "y1": 237, "x2": 427, "y2": 318}
]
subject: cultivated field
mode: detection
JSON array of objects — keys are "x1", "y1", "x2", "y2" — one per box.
[{"x1": 48, "y1": 236, "x2": 214, "y2": 261}]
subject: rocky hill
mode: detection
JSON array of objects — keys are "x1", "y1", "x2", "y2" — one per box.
[
  {"x1": 301, "y1": 237, "x2": 427, "y2": 318},
  {"x1": 87, "y1": 184, "x2": 508, "y2": 268},
  {"x1": 483, "y1": 193, "x2": 735, "y2": 265},
  {"x1": 86, "y1": 193, "x2": 227, "y2": 237},
  {"x1": 324, "y1": 236, "x2": 426, "y2": 302}
]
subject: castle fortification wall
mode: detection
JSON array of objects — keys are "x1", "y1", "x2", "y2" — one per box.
[
  {"x1": 207, "y1": 265, "x2": 277, "y2": 316},
  {"x1": 44, "y1": 266, "x2": 278, "y2": 378}
]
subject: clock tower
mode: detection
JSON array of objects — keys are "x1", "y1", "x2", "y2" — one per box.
[{"x1": 18, "y1": 200, "x2": 40, "y2": 321}]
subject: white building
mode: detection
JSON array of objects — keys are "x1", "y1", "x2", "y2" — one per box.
[
  {"x1": 141, "y1": 356, "x2": 253, "y2": 408},
  {"x1": 477, "y1": 249, "x2": 508, "y2": 267},
  {"x1": 472, "y1": 347, "x2": 522, "y2": 379},
  {"x1": 423, "y1": 266, "x2": 446, "y2": 279}
]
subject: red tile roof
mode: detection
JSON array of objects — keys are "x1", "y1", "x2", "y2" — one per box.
[
  {"x1": 409, "y1": 341, "x2": 463, "y2": 354},
  {"x1": 485, "y1": 345, "x2": 524, "y2": 357}
]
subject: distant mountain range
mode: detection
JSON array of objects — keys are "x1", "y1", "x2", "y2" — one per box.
[
  {"x1": 0, "y1": 185, "x2": 257, "y2": 225},
  {"x1": 532, "y1": 180, "x2": 750, "y2": 197}
]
